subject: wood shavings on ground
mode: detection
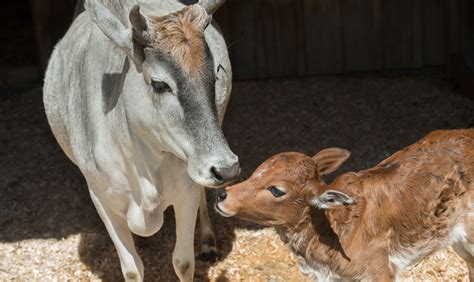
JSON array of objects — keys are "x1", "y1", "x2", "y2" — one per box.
[
  {"x1": 0, "y1": 228, "x2": 468, "y2": 281},
  {"x1": 207, "y1": 229, "x2": 310, "y2": 281},
  {"x1": 403, "y1": 247, "x2": 469, "y2": 282},
  {"x1": 0, "y1": 235, "x2": 100, "y2": 281},
  {"x1": 206, "y1": 228, "x2": 468, "y2": 281}
]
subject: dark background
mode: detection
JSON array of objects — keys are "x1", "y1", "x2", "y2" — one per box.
[
  {"x1": 1, "y1": 0, "x2": 473, "y2": 280},
  {"x1": 3, "y1": 0, "x2": 474, "y2": 85}
]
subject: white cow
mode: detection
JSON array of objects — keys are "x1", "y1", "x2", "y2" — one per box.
[{"x1": 43, "y1": 0, "x2": 239, "y2": 281}]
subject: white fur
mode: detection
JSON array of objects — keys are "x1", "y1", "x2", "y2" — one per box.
[
  {"x1": 296, "y1": 255, "x2": 345, "y2": 282},
  {"x1": 388, "y1": 223, "x2": 470, "y2": 281},
  {"x1": 43, "y1": 0, "x2": 233, "y2": 281},
  {"x1": 451, "y1": 223, "x2": 468, "y2": 242},
  {"x1": 389, "y1": 252, "x2": 413, "y2": 273},
  {"x1": 389, "y1": 250, "x2": 420, "y2": 281},
  {"x1": 467, "y1": 201, "x2": 474, "y2": 217},
  {"x1": 311, "y1": 198, "x2": 331, "y2": 209}
]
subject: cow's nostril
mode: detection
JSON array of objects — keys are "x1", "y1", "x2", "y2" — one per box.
[
  {"x1": 216, "y1": 189, "x2": 227, "y2": 202},
  {"x1": 211, "y1": 166, "x2": 224, "y2": 182},
  {"x1": 210, "y1": 163, "x2": 240, "y2": 183}
]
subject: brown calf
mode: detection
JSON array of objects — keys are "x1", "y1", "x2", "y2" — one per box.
[{"x1": 216, "y1": 129, "x2": 474, "y2": 281}]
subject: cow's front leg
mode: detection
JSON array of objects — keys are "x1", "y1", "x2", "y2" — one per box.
[
  {"x1": 89, "y1": 189, "x2": 144, "y2": 281},
  {"x1": 172, "y1": 186, "x2": 200, "y2": 281},
  {"x1": 198, "y1": 188, "x2": 218, "y2": 262}
]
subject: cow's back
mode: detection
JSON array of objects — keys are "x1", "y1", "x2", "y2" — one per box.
[{"x1": 43, "y1": 11, "x2": 97, "y2": 164}]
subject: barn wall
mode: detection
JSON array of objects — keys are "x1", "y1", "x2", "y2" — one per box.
[
  {"x1": 445, "y1": 0, "x2": 474, "y2": 98},
  {"x1": 31, "y1": 0, "x2": 448, "y2": 80},
  {"x1": 215, "y1": 0, "x2": 446, "y2": 80},
  {"x1": 31, "y1": 0, "x2": 77, "y2": 72}
]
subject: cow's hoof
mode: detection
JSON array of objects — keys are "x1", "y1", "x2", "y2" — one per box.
[
  {"x1": 198, "y1": 233, "x2": 218, "y2": 262},
  {"x1": 124, "y1": 271, "x2": 141, "y2": 282},
  {"x1": 197, "y1": 249, "x2": 218, "y2": 263}
]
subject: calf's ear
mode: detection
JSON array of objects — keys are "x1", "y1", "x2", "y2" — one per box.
[
  {"x1": 312, "y1": 148, "x2": 350, "y2": 176},
  {"x1": 311, "y1": 190, "x2": 356, "y2": 209}
]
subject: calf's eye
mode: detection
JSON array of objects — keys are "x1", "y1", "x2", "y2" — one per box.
[
  {"x1": 268, "y1": 186, "x2": 286, "y2": 197},
  {"x1": 151, "y1": 80, "x2": 172, "y2": 94}
]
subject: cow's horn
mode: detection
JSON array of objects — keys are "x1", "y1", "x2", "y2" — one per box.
[
  {"x1": 130, "y1": 5, "x2": 147, "y2": 32},
  {"x1": 198, "y1": 0, "x2": 226, "y2": 15}
]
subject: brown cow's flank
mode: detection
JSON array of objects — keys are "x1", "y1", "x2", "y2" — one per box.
[{"x1": 217, "y1": 129, "x2": 474, "y2": 280}]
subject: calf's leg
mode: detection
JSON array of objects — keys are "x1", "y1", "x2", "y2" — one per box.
[
  {"x1": 467, "y1": 257, "x2": 474, "y2": 282},
  {"x1": 89, "y1": 189, "x2": 144, "y2": 281},
  {"x1": 453, "y1": 242, "x2": 474, "y2": 281}
]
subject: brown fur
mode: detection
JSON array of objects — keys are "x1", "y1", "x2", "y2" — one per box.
[
  {"x1": 217, "y1": 129, "x2": 474, "y2": 280},
  {"x1": 138, "y1": 5, "x2": 210, "y2": 75}
]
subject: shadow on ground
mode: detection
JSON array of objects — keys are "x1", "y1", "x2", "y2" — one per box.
[{"x1": 1, "y1": 70, "x2": 473, "y2": 280}]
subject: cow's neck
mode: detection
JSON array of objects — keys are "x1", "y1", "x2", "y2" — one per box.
[{"x1": 109, "y1": 91, "x2": 165, "y2": 185}]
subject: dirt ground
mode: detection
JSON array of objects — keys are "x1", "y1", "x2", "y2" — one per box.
[{"x1": 1, "y1": 70, "x2": 473, "y2": 281}]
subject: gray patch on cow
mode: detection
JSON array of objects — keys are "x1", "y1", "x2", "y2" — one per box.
[{"x1": 101, "y1": 59, "x2": 130, "y2": 114}]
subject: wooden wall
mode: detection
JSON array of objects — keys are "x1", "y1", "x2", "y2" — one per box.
[
  {"x1": 215, "y1": 0, "x2": 446, "y2": 80},
  {"x1": 446, "y1": 0, "x2": 474, "y2": 98},
  {"x1": 31, "y1": 0, "x2": 449, "y2": 80},
  {"x1": 31, "y1": 0, "x2": 77, "y2": 72}
]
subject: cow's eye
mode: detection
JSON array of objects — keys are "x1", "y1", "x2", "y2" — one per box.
[
  {"x1": 268, "y1": 186, "x2": 286, "y2": 197},
  {"x1": 151, "y1": 80, "x2": 172, "y2": 94}
]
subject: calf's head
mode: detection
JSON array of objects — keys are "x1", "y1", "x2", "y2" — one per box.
[
  {"x1": 86, "y1": 0, "x2": 238, "y2": 187},
  {"x1": 215, "y1": 148, "x2": 355, "y2": 226}
]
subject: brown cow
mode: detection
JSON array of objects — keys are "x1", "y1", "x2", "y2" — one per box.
[{"x1": 215, "y1": 129, "x2": 474, "y2": 281}]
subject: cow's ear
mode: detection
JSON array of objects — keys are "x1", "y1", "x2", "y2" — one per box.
[
  {"x1": 310, "y1": 190, "x2": 356, "y2": 209},
  {"x1": 127, "y1": 5, "x2": 148, "y2": 71},
  {"x1": 86, "y1": 0, "x2": 133, "y2": 49},
  {"x1": 85, "y1": 1, "x2": 145, "y2": 71},
  {"x1": 312, "y1": 148, "x2": 350, "y2": 176}
]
